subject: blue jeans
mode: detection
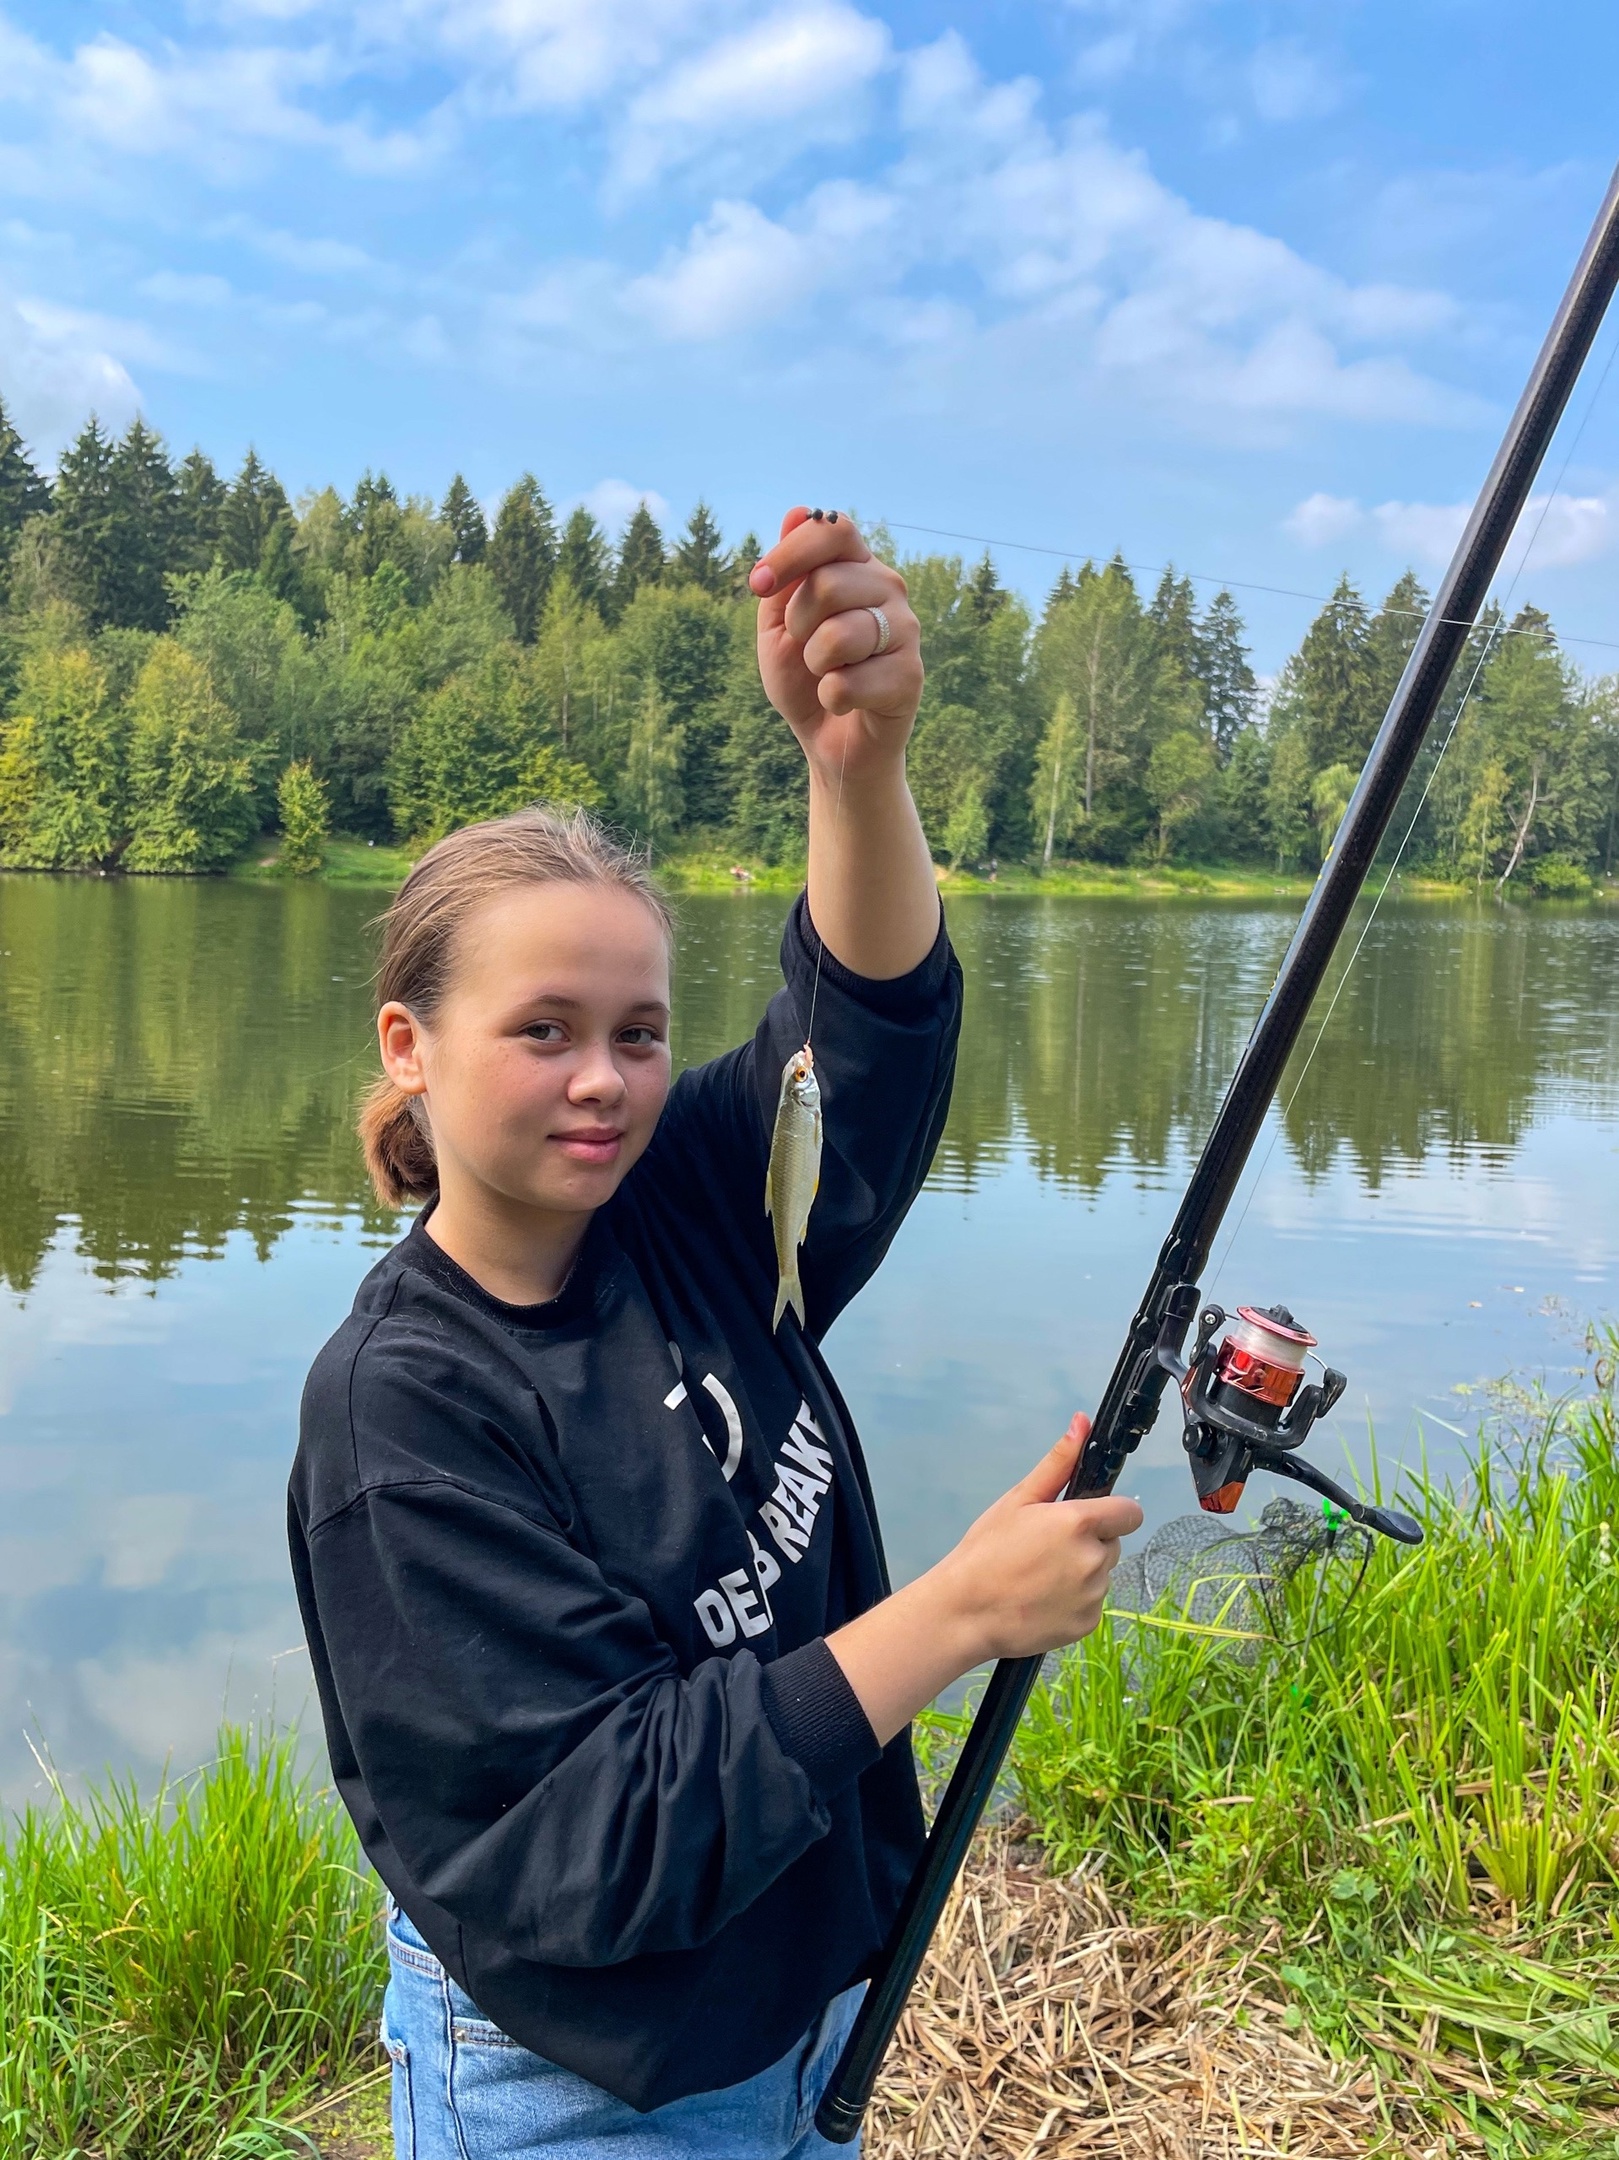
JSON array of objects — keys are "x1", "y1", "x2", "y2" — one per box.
[{"x1": 381, "y1": 1903, "x2": 864, "y2": 2158}]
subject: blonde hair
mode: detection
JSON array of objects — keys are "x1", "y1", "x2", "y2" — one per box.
[{"x1": 359, "y1": 804, "x2": 673, "y2": 1207}]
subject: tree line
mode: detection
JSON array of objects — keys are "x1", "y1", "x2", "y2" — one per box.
[{"x1": 1, "y1": 402, "x2": 1615, "y2": 890}]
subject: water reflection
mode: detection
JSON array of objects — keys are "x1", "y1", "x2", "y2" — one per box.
[
  {"x1": 3, "y1": 884, "x2": 1615, "y2": 1287},
  {"x1": 0, "y1": 878, "x2": 1615, "y2": 1801}
]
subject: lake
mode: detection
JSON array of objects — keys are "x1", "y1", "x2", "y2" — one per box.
[{"x1": 2, "y1": 875, "x2": 1616, "y2": 1804}]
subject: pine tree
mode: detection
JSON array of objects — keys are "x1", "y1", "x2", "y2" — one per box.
[
  {"x1": 1275, "y1": 574, "x2": 1376, "y2": 773},
  {"x1": 486, "y1": 475, "x2": 557, "y2": 643},
  {"x1": 173, "y1": 450, "x2": 226, "y2": 576},
  {"x1": 1366, "y1": 570, "x2": 1427, "y2": 720},
  {"x1": 720, "y1": 612, "x2": 804, "y2": 860},
  {"x1": 345, "y1": 470, "x2": 404, "y2": 581},
  {"x1": 1148, "y1": 568, "x2": 1200, "y2": 683},
  {"x1": 729, "y1": 531, "x2": 762, "y2": 602},
  {"x1": 440, "y1": 475, "x2": 488, "y2": 564},
  {"x1": 0, "y1": 395, "x2": 51, "y2": 545},
  {"x1": 220, "y1": 450, "x2": 294, "y2": 577},
  {"x1": 613, "y1": 503, "x2": 665, "y2": 616},
  {"x1": 557, "y1": 507, "x2": 609, "y2": 614},
  {"x1": 104, "y1": 419, "x2": 181, "y2": 631},
  {"x1": 276, "y1": 759, "x2": 329, "y2": 875},
  {"x1": 1034, "y1": 558, "x2": 1150, "y2": 841},
  {"x1": 54, "y1": 417, "x2": 121, "y2": 629},
  {"x1": 669, "y1": 501, "x2": 728, "y2": 595},
  {"x1": 1192, "y1": 591, "x2": 1257, "y2": 761},
  {"x1": 964, "y1": 552, "x2": 1007, "y2": 627}
]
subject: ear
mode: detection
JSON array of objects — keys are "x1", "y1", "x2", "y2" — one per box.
[{"x1": 378, "y1": 1002, "x2": 429, "y2": 1096}]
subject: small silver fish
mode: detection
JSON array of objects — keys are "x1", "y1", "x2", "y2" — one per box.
[{"x1": 766, "y1": 1043, "x2": 822, "y2": 1330}]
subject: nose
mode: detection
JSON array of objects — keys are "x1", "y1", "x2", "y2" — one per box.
[{"x1": 567, "y1": 1036, "x2": 629, "y2": 1108}]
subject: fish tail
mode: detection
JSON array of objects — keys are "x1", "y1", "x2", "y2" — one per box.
[{"x1": 772, "y1": 1267, "x2": 804, "y2": 1332}]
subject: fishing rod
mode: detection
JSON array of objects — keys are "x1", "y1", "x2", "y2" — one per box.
[{"x1": 818, "y1": 158, "x2": 1619, "y2": 2144}]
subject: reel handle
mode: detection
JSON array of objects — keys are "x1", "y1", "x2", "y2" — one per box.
[{"x1": 1259, "y1": 1448, "x2": 1424, "y2": 1546}]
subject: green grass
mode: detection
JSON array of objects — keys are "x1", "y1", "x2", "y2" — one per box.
[
  {"x1": 231, "y1": 835, "x2": 417, "y2": 887},
  {"x1": 208, "y1": 831, "x2": 1619, "y2": 906},
  {"x1": 989, "y1": 1325, "x2": 1619, "y2": 2154},
  {"x1": 1, "y1": 1729, "x2": 385, "y2": 2158}
]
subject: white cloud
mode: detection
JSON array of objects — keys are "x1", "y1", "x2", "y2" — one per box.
[
  {"x1": 576, "y1": 478, "x2": 672, "y2": 534},
  {"x1": 0, "y1": 15, "x2": 440, "y2": 188},
  {"x1": 0, "y1": 4, "x2": 1497, "y2": 453},
  {"x1": 869, "y1": 38, "x2": 1478, "y2": 432},
  {"x1": 1284, "y1": 492, "x2": 1362, "y2": 547},
  {"x1": 1283, "y1": 487, "x2": 1619, "y2": 573},
  {"x1": 628, "y1": 178, "x2": 894, "y2": 340},
  {"x1": 0, "y1": 288, "x2": 142, "y2": 450},
  {"x1": 400, "y1": 0, "x2": 736, "y2": 113},
  {"x1": 1371, "y1": 498, "x2": 1469, "y2": 565},
  {"x1": 614, "y1": 3, "x2": 889, "y2": 192},
  {"x1": 629, "y1": 200, "x2": 814, "y2": 340},
  {"x1": 472, "y1": 27, "x2": 1483, "y2": 440}
]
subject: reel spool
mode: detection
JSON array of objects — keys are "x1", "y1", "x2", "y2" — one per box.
[{"x1": 1157, "y1": 1302, "x2": 1423, "y2": 1547}]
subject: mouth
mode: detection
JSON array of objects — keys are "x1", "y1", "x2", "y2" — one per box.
[{"x1": 551, "y1": 1126, "x2": 626, "y2": 1166}]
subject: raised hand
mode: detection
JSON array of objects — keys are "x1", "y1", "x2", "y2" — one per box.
[{"x1": 750, "y1": 508, "x2": 923, "y2": 788}]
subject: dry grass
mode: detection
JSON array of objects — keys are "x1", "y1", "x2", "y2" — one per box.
[
  {"x1": 867, "y1": 1833, "x2": 1437, "y2": 2160},
  {"x1": 305, "y1": 1833, "x2": 1451, "y2": 2160}
]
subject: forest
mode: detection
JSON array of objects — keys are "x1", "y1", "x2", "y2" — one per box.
[{"x1": 1, "y1": 402, "x2": 1616, "y2": 892}]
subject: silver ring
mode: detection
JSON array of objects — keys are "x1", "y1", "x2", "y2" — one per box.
[{"x1": 867, "y1": 605, "x2": 892, "y2": 657}]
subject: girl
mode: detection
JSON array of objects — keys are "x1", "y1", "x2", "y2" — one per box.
[{"x1": 289, "y1": 509, "x2": 1141, "y2": 2159}]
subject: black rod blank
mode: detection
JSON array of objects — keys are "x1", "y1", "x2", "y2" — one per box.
[{"x1": 818, "y1": 159, "x2": 1619, "y2": 2144}]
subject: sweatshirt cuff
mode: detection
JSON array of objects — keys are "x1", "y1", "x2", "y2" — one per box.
[
  {"x1": 759, "y1": 1638, "x2": 881, "y2": 1803},
  {"x1": 788, "y1": 892, "x2": 950, "y2": 1024}
]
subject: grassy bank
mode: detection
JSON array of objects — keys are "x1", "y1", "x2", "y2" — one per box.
[
  {"x1": 1, "y1": 1730, "x2": 384, "y2": 2158},
  {"x1": 231, "y1": 835, "x2": 418, "y2": 887},
  {"x1": 1000, "y1": 1327, "x2": 1619, "y2": 2156},
  {"x1": 6, "y1": 1349, "x2": 1617, "y2": 2155},
  {"x1": 227, "y1": 835, "x2": 1619, "y2": 906}
]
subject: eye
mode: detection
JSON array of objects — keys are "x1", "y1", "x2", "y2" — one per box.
[
  {"x1": 522, "y1": 1020, "x2": 569, "y2": 1044},
  {"x1": 617, "y1": 1025, "x2": 664, "y2": 1049}
]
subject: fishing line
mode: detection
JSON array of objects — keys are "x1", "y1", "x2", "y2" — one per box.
[
  {"x1": 1207, "y1": 322, "x2": 1619, "y2": 1296},
  {"x1": 803, "y1": 705, "x2": 852, "y2": 1051},
  {"x1": 878, "y1": 523, "x2": 1619, "y2": 657}
]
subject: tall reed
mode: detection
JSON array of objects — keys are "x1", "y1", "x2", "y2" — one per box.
[
  {"x1": 1005, "y1": 1326, "x2": 1619, "y2": 2148},
  {"x1": 0, "y1": 1728, "x2": 384, "y2": 2159}
]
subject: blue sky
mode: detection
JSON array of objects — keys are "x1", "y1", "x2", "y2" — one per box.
[{"x1": 2, "y1": 0, "x2": 1617, "y2": 668}]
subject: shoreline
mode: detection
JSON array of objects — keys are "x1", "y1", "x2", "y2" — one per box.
[
  {"x1": 224, "y1": 839, "x2": 1619, "y2": 904},
  {"x1": 3, "y1": 834, "x2": 1614, "y2": 905}
]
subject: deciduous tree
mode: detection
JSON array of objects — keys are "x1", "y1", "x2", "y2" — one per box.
[{"x1": 124, "y1": 642, "x2": 257, "y2": 871}]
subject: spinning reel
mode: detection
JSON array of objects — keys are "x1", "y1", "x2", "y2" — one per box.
[{"x1": 1156, "y1": 1301, "x2": 1423, "y2": 1547}]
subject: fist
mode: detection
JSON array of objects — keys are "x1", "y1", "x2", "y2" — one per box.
[{"x1": 749, "y1": 507, "x2": 923, "y2": 783}]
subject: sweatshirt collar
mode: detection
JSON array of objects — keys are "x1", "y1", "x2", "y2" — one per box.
[{"x1": 401, "y1": 1204, "x2": 610, "y2": 1332}]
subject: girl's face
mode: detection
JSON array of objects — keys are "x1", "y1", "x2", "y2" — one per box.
[{"x1": 380, "y1": 880, "x2": 673, "y2": 1222}]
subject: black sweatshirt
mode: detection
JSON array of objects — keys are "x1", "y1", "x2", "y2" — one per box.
[{"x1": 288, "y1": 896, "x2": 962, "y2": 2111}]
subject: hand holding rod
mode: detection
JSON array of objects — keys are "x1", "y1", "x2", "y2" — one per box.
[{"x1": 818, "y1": 157, "x2": 1619, "y2": 2144}]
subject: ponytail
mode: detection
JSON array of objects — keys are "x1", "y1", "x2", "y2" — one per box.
[
  {"x1": 359, "y1": 1076, "x2": 439, "y2": 1206},
  {"x1": 358, "y1": 804, "x2": 672, "y2": 1209}
]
